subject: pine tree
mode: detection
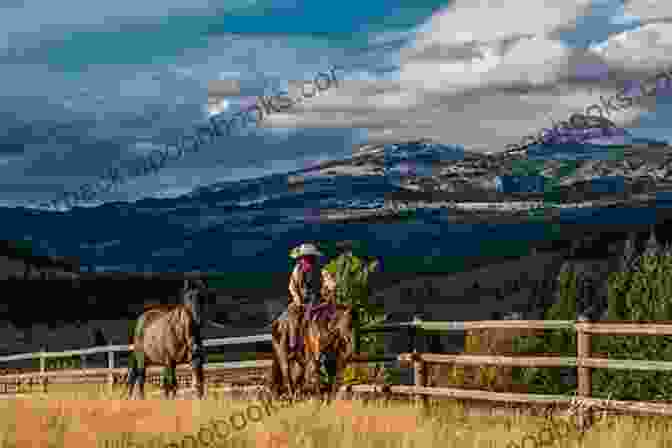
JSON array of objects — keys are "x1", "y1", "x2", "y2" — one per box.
[
  {"x1": 621, "y1": 232, "x2": 638, "y2": 273},
  {"x1": 644, "y1": 226, "x2": 661, "y2": 258},
  {"x1": 512, "y1": 245, "x2": 672, "y2": 400}
]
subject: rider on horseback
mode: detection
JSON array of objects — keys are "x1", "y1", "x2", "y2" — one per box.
[{"x1": 287, "y1": 242, "x2": 323, "y2": 345}]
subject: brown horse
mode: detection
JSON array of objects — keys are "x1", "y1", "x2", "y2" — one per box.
[
  {"x1": 126, "y1": 279, "x2": 210, "y2": 399},
  {"x1": 269, "y1": 303, "x2": 354, "y2": 400},
  {"x1": 303, "y1": 304, "x2": 355, "y2": 397},
  {"x1": 269, "y1": 304, "x2": 304, "y2": 400}
]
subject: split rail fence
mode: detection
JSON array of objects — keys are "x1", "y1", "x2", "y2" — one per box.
[
  {"x1": 3, "y1": 318, "x2": 672, "y2": 419},
  {"x1": 0, "y1": 324, "x2": 398, "y2": 395}
]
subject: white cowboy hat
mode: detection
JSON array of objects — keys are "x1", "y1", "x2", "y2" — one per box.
[{"x1": 290, "y1": 243, "x2": 323, "y2": 258}]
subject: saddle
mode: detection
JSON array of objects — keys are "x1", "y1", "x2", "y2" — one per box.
[
  {"x1": 282, "y1": 302, "x2": 337, "y2": 360},
  {"x1": 304, "y1": 302, "x2": 337, "y2": 323}
]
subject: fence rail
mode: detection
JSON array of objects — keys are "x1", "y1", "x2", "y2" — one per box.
[
  {"x1": 0, "y1": 323, "x2": 394, "y2": 394},
  {"x1": 0, "y1": 335, "x2": 275, "y2": 363},
  {"x1": 4, "y1": 318, "x2": 672, "y2": 420},
  {"x1": 389, "y1": 319, "x2": 672, "y2": 421}
]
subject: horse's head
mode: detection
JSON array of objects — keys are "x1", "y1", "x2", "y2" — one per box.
[{"x1": 181, "y1": 279, "x2": 210, "y2": 326}]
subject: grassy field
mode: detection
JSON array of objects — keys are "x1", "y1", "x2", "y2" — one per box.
[{"x1": 3, "y1": 387, "x2": 672, "y2": 448}]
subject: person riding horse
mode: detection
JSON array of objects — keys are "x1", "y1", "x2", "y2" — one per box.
[
  {"x1": 269, "y1": 242, "x2": 363, "y2": 397},
  {"x1": 279, "y1": 243, "x2": 338, "y2": 374}
]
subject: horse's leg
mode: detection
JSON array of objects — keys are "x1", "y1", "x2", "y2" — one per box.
[
  {"x1": 276, "y1": 332, "x2": 294, "y2": 398},
  {"x1": 187, "y1": 327, "x2": 206, "y2": 399},
  {"x1": 126, "y1": 361, "x2": 136, "y2": 400},
  {"x1": 191, "y1": 349, "x2": 205, "y2": 400},
  {"x1": 161, "y1": 366, "x2": 172, "y2": 399},
  {"x1": 290, "y1": 356, "x2": 305, "y2": 402},
  {"x1": 134, "y1": 351, "x2": 147, "y2": 400},
  {"x1": 127, "y1": 352, "x2": 145, "y2": 400},
  {"x1": 170, "y1": 364, "x2": 178, "y2": 399},
  {"x1": 327, "y1": 353, "x2": 345, "y2": 404},
  {"x1": 270, "y1": 356, "x2": 283, "y2": 400},
  {"x1": 168, "y1": 363, "x2": 177, "y2": 400},
  {"x1": 136, "y1": 367, "x2": 146, "y2": 400}
]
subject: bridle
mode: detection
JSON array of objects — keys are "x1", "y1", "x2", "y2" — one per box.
[{"x1": 179, "y1": 280, "x2": 230, "y2": 329}]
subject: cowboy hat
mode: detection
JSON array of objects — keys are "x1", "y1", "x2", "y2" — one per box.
[{"x1": 290, "y1": 243, "x2": 324, "y2": 258}]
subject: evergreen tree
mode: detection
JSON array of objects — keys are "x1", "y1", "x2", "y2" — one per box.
[
  {"x1": 620, "y1": 232, "x2": 638, "y2": 273},
  {"x1": 643, "y1": 226, "x2": 661, "y2": 258},
  {"x1": 512, "y1": 245, "x2": 672, "y2": 400}
]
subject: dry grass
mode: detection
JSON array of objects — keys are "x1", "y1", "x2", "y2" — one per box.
[
  {"x1": 1, "y1": 387, "x2": 672, "y2": 448},
  {"x1": 428, "y1": 328, "x2": 543, "y2": 393}
]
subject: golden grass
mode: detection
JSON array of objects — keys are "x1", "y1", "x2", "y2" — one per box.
[
  {"x1": 2, "y1": 388, "x2": 672, "y2": 448},
  {"x1": 0, "y1": 381, "x2": 166, "y2": 400}
]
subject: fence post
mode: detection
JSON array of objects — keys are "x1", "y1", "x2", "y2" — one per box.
[
  {"x1": 412, "y1": 352, "x2": 428, "y2": 410},
  {"x1": 40, "y1": 347, "x2": 48, "y2": 393},
  {"x1": 411, "y1": 316, "x2": 428, "y2": 410},
  {"x1": 107, "y1": 349, "x2": 115, "y2": 394},
  {"x1": 407, "y1": 322, "x2": 416, "y2": 354},
  {"x1": 577, "y1": 319, "x2": 592, "y2": 397},
  {"x1": 576, "y1": 317, "x2": 592, "y2": 429}
]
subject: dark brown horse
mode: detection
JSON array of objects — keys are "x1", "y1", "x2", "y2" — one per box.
[
  {"x1": 303, "y1": 304, "x2": 355, "y2": 397},
  {"x1": 269, "y1": 303, "x2": 354, "y2": 400},
  {"x1": 269, "y1": 303, "x2": 303, "y2": 399},
  {"x1": 126, "y1": 279, "x2": 210, "y2": 399}
]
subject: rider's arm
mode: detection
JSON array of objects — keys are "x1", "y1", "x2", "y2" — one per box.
[
  {"x1": 321, "y1": 269, "x2": 337, "y2": 303},
  {"x1": 288, "y1": 264, "x2": 304, "y2": 306}
]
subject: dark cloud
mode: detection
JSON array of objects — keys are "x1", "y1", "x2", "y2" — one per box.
[{"x1": 0, "y1": 143, "x2": 24, "y2": 154}]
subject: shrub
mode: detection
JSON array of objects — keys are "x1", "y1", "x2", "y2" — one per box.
[
  {"x1": 343, "y1": 364, "x2": 396, "y2": 386},
  {"x1": 323, "y1": 252, "x2": 386, "y2": 356},
  {"x1": 46, "y1": 357, "x2": 81, "y2": 371}
]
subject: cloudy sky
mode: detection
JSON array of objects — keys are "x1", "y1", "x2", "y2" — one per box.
[{"x1": 0, "y1": 0, "x2": 671, "y2": 208}]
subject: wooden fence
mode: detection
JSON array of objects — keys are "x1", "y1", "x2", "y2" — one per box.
[
  {"x1": 4, "y1": 318, "x2": 672, "y2": 419},
  {"x1": 0, "y1": 324, "x2": 399, "y2": 394},
  {"x1": 383, "y1": 318, "x2": 672, "y2": 419}
]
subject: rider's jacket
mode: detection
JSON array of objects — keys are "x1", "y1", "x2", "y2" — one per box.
[{"x1": 288, "y1": 261, "x2": 322, "y2": 307}]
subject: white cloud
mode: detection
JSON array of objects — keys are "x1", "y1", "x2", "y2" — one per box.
[
  {"x1": 588, "y1": 22, "x2": 672, "y2": 72},
  {"x1": 207, "y1": 99, "x2": 230, "y2": 117},
  {"x1": 410, "y1": 0, "x2": 592, "y2": 48},
  {"x1": 259, "y1": 1, "x2": 672, "y2": 152},
  {"x1": 623, "y1": 0, "x2": 672, "y2": 24},
  {"x1": 4, "y1": 0, "x2": 672, "y2": 207}
]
